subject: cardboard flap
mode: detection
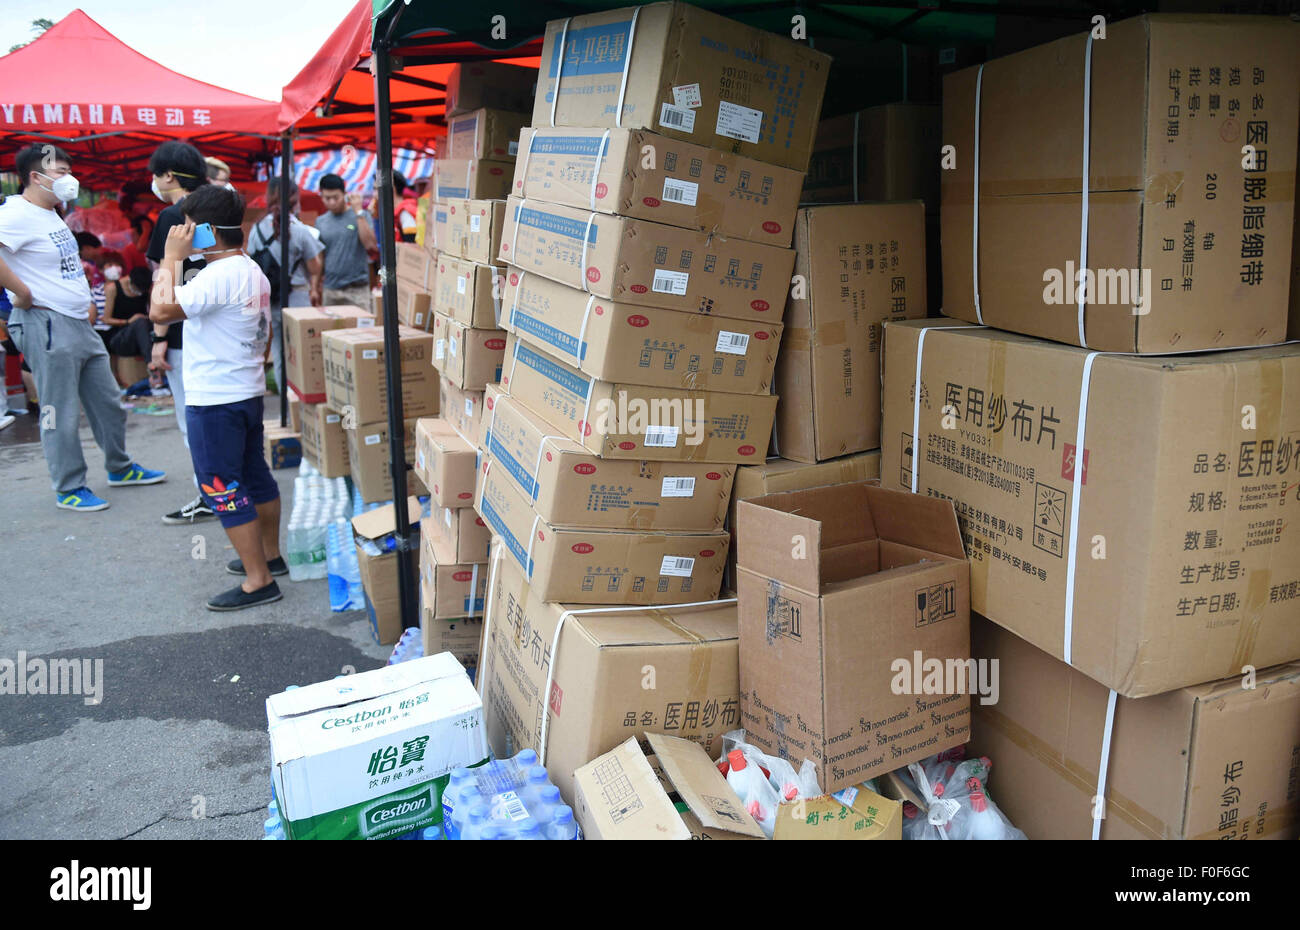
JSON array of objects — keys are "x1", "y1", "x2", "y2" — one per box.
[
  {"x1": 647, "y1": 733, "x2": 764, "y2": 837},
  {"x1": 266, "y1": 652, "x2": 465, "y2": 721},
  {"x1": 735, "y1": 498, "x2": 823, "y2": 592},
  {"x1": 351, "y1": 496, "x2": 423, "y2": 541},
  {"x1": 573, "y1": 737, "x2": 690, "y2": 840},
  {"x1": 864, "y1": 486, "x2": 966, "y2": 560}
]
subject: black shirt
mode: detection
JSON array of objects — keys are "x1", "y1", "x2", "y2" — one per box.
[{"x1": 147, "y1": 202, "x2": 206, "y2": 350}]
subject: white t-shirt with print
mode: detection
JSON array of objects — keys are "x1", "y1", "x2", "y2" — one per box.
[
  {"x1": 0, "y1": 196, "x2": 94, "y2": 319},
  {"x1": 176, "y1": 254, "x2": 272, "y2": 406}
]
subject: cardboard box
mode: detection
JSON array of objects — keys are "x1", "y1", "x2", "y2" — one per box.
[
  {"x1": 499, "y1": 196, "x2": 794, "y2": 323},
  {"x1": 263, "y1": 426, "x2": 302, "y2": 470},
  {"x1": 394, "y1": 279, "x2": 433, "y2": 331},
  {"x1": 802, "y1": 104, "x2": 941, "y2": 208},
  {"x1": 447, "y1": 108, "x2": 529, "y2": 161},
  {"x1": 941, "y1": 15, "x2": 1298, "y2": 352},
  {"x1": 348, "y1": 418, "x2": 424, "y2": 505},
  {"x1": 434, "y1": 253, "x2": 502, "y2": 329},
  {"x1": 501, "y1": 269, "x2": 782, "y2": 394},
  {"x1": 1290, "y1": 201, "x2": 1300, "y2": 340},
  {"x1": 500, "y1": 334, "x2": 778, "y2": 465},
  {"x1": 774, "y1": 202, "x2": 927, "y2": 464},
  {"x1": 534, "y1": 2, "x2": 831, "y2": 173},
  {"x1": 770, "y1": 783, "x2": 903, "y2": 841},
  {"x1": 395, "y1": 242, "x2": 437, "y2": 290},
  {"x1": 283, "y1": 305, "x2": 376, "y2": 403},
  {"x1": 432, "y1": 313, "x2": 507, "y2": 391},
  {"x1": 322, "y1": 325, "x2": 438, "y2": 425},
  {"x1": 969, "y1": 616, "x2": 1300, "y2": 840},
  {"x1": 433, "y1": 158, "x2": 514, "y2": 203},
  {"x1": 287, "y1": 389, "x2": 302, "y2": 433},
  {"x1": 431, "y1": 198, "x2": 506, "y2": 265},
  {"x1": 418, "y1": 523, "x2": 487, "y2": 620},
  {"x1": 726, "y1": 452, "x2": 882, "y2": 590},
  {"x1": 573, "y1": 734, "x2": 765, "y2": 840},
  {"x1": 431, "y1": 503, "x2": 492, "y2": 563},
  {"x1": 413, "y1": 417, "x2": 478, "y2": 509},
  {"x1": 736, "y1": 482, "x2": 971, "y2": 793},
  {"x1": 438, "y1": 376, "x2": 485, "y2": 444},
  {"x1": 300, "y1": 403, "x2": 350, "y2": 478},
  {"x1": 353, "y1": 499, "x2": 422, "y2": 645},
  {"x1": 420, "y1": 611, "x2": 484, "y2": 672},
  {"x1": 482, "y1": 385, "x2": 735, "y2": 530},
  {"x1": 476, "y1": 458, "x2": 728, "y2": 604},
  {"x1": 511, "y1": 127, "x2": 802, "y2": 247},
  {"x1": 480, "y1": 552, "x2": 741, "y2": 804},
  {"x1": 445, "y1": 60, "x2": 535, "y2": 117},
  {"x1": 882, "y1": 319, "x2": 1300, "y2": 697},
  {"x1": 266, "y1": 654, "x2": 488, "y2": 840}
]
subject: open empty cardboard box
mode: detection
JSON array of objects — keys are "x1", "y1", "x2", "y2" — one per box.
[{"x1": 736, "y1": 482, "x2": 971, "y2": 793}]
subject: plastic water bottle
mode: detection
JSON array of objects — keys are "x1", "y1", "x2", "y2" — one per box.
[
  {"x1": 421, "y1": 826, "x2": 443, "y2": 840},
  {"x1": 519, "y1": 766, "x2": 551, "y2": 810},
  {"x1": 441, "y1": 769, "x2": 473, "y2": 836},
  {"x1": 516, "y1": 821, "x2": 543, "y2": 840},
  {"x1": 461, "y1": 803, "x2": 490, "y2": 841},
  {"x1": 965, "y1": 791, "x2": 1009, "y2": 840},
  {"x1": 546, "y1": 806, "x2": 578, "y2": 840}
]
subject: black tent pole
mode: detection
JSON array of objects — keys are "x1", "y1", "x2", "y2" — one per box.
[
  {"x1": 373, "y1": 24, "x2": 418, "y2": 633},
  {"x1": 278, "y1": 129, "x2": 293, "y2": 428}
]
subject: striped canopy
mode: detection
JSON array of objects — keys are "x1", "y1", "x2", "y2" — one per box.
[{"x1": 265, "y1": 145, "x2": 435, "y2": 196}]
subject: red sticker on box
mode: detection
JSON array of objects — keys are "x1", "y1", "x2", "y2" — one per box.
[
  {"x1": 750, "y1": 300, "x2": 769, "y2": 312},
  {"x1": 574, "y1": 463, "x2": 596, "y2": 475},
  {"x1": 762, "y1": 221, "x2": 782, "y2": 235},
  {"x1": 571, "y1": 543, "x2": 594, "y2": 554},
  {"x1": 586, "y1": 267, "x2": 600, "y2": 283},
  {"x1": 630, "y1": 284, "x2": 647, "y2": 294},
  {"x1": 618, "y1": 441, "x2": 636, "y2": 450},
  {"x1": 738, "y1": 445, "x2": 756, "y2": 456},
  {"x1": 453, "y1": 570, "x2": 473, "y2": 582},
  {"x1": 706, "y1": 472, "x2": 722, "y2": 481},
  {"x1": 595, "y1": 182, "x2": 608, "y2": 199},
  {"x1": 627, "y1": 315, "x2": 649, "y2": 328}
]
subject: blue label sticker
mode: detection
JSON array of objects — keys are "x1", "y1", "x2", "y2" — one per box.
[
  {"x1": 514, "y1": 205, "x2": 599, "y2": 244},
  {"x1": 548, "y1": 20, "x2": 634, "y2": 79},
  {"x1": 513, "y1": 342, "x2": 591, "y2": 398}
]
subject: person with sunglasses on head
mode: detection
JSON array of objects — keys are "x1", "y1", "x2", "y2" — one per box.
[{"x1": 0, "y1": 144, "x2": 165, "y2": 510}]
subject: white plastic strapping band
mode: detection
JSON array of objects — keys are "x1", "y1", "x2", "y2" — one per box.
[
  {"x1": 529, "y1": 434, "x2": 565, "y2": 498},
  {"x1": 517, "y1": 129, "x2": 538, "y2": 193},
  {"x1": 910, "y1": 325, "x2": 984, "y2": 494},
  {"x1": 573, "y1": 294, "x2": 597, "y2": 364},
  {"x1": 548, "y1": 19, "x2": 571, "y2": 128},
  {"x1": 524, "y1": 514, "x2": 542, "y2": 581},
  {"x1": 1077, "y1": 34, "x2": 1095, "y2": 348},
  {"x1": 590, "y1": 129, "x2": 611, "y2": 210},
  {"x1": 467, "y1": 562, "x2": 480, "y2": 619},
  {"x1": 509, "y1": 197, "x2": 526, "y2": 269},
  {"x1": 578, "y1": 376, "x2": 596, "y2": 446},
  {"x1": 579, "y1": 210, "x2": 597, "y2": 294},
  {"x1": 972, "y1": 64, "x2": 984, "y2": 325},
  {"x1": 491, "y1": 271, "x2": 503, "y2": 328},
  {"x1": 613, "y1": 7, "x2": 640, "y2": 130},
  {"x1": 1063, "y1": 350, "x2": 1101, "y2": 664},
  {"x1": 475, "y1": 540, "x2": 506, "y2": 699},
  {"x1": 505, "y1": 335, "x2": 522, "y2": 390},
  {"x1": 509, "y1": 269, "x2": 526, "y2": 329},
  {"x1": 1092, "y1": 688, "x2": 1119, "y2": 840}
]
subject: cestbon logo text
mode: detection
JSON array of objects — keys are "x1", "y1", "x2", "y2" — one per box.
[{"x1": 360, "y1": 785, "x2": 434, "y2": 838}]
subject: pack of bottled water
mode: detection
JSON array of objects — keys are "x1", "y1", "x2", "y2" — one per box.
[
  {"x1": 286, "y1": 462, "x2": 352, "y2": 582},
  {"x1": 386, "y1": 627, "x2": 425, "y2": 665},
  {"x1": 326, "y1": 518, "x2": 366, "y2": 610},
  {"x1": 443, "y1": 749, "x2": 581, "y2": 840}
]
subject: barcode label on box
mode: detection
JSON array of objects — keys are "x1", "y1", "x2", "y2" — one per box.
[
  {"x1": 464, "y1": 398, "x2": 474, "y2": 418},
  {"x1": 658, "y1": 102, "x2": 696, "y2": 133},
  {"x1": 364, "y1": 433, "x2": 381, "y2": 446},
  {"x1": 716, "y1": 101, "x2": 763, "y2": 144},
  {"x1": 643, "y1": 425, "x2": 679, "y2": 448},
  {"x1": 357, "y1": 318, "x2": 375, "y2": 328},
  {"x1": 470, "y1": 215, "x2": 481, "y2": 233},
  {"x1": 456, "y1": 276, "x2": 467, "y2": 295},
  {"x1": 662, "y1": 177, "x2": 698, "y2": 206},
  {"x1": 661, "y1": 476, "x2": 695, "y2": 498},
  {"x1": 325, "y1": 414, "x2": 341, "y2": 424},
  {"x1": 652, "y1": 269, "x2": 689, "y2": 296},
  {"x1": 362, "y1": 349, "x2": 379, "y2": 360},
  {"x1": 449, "y1": 337, "x2": 458, "y2": 357},
  {"x1": 672, "y1": 83, "x2": 702, "y2": 109},
  {"x1": 414, "y1": 312, "x2": 424, "y2": 326},
  {"x1": 492, "y1": 790, "x2": 530, "y2": 822},
  {"x1": 417, "y1": 449, "x2": 425, "y2": 469},
  {"x1": 715, "y1": 331, "x2": 750, "y2": 355},
  {"x1": 444, "y1": 507, "x2": 453, "y2": 528},
  {"x1": 508, "y1": 140, "x2": 519, "y2": 156},
  {"x1": 435, "y1": 339, "x2": 445, "y2": 360},
  {"x1": 660, "y1": 555, "x2": 695, "y2": 577}
]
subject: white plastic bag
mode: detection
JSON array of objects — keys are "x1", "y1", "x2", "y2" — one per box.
[{"x1": 717, "y1": 729, "x2": 822, "y2": 838}]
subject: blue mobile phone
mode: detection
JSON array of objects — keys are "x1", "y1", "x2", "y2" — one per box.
[{"x1": 192, "y1": 223, "x2": 216, "y2": 250}]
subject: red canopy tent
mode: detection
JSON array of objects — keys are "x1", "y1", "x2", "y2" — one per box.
[{"x1": 0, "y1": 9, "x2": 282, "y2": 186}]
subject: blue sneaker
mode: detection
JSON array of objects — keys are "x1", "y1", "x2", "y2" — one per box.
[
  {"x1": 56, "y1": 487, "x2": 110, "y2": 511},
  {"x1": 107, "y1": 463, "x2": 166, "y2": 486}
]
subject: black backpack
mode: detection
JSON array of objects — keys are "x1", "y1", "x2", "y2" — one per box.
[{"x1": 250, "y1": 221, "x2": 295, "y2": 306}]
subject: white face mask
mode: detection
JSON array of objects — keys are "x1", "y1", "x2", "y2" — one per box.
[
  {"x1": 103, "y1": 266, "x2": 122, "y2": 281},
  {"x1": 151, "y1": 177, "x2": 169, "y2": 202},
  {"x1": 37, "y1": 171, "x2": 79, "y2": 202}
]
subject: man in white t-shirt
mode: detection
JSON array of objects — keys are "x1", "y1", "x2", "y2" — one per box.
[
  {"x1": 0, "y1": 144, "x2": 165, "y2": 511},
  {"x1": 150, "y1": 184, "x2": 283, "y2": 611}
]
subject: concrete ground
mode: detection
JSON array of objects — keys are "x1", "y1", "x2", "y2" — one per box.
[{"x1": 0, "y1": 393, "x2": 391, "y2": 839}]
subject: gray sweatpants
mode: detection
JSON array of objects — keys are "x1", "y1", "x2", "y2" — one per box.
[{"x1": 8, "y1": 307, "x2": 132, "y2": 492}]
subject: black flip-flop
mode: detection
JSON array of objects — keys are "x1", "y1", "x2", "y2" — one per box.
[
  {"x1": 207, "y1": 581, "x2": 284, "y2": 612},
  {"x1": 227, "y1": 556, "x2": 289, "y2": 577}
]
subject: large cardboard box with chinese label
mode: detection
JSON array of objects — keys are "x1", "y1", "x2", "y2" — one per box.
[
  {"x1": 348, "y1": 418, "x2": 424, "y2": 504},
  {"x1": 941, "y1": 14, "x2": 1299, "y2": 352},
  {"x1": 482, "y1": 384, "x2": 735, "y2": 530},
  {"x1": 802, "y1": 104, "x2": 941, "y2": 209},
  {"x1": 726, "y1": 452, "x2": 881, "y2": 591},
  {"x1": 284, "y1": 305, "x2": 375, "y2": 403},
  {"x1": 881, "y1": 319, "x2": 1300, "y2": 697},
  {"x1": 500, "y1": 335, "x2": 778, "y2": 465},
  {"x1": 418, "y1": 523, "x2": 487, "y2": 621},
  {"x1": 432, "y1": 313, "x2": 507, "y2": 391},
  {"x1": 395, "y1": 242, "x2": 437, "y2": 290},
  {"x1": 534, "y1": 2, "x2": 831, "y2": 173},
  {"x1": 431, "y1": 502, "x2": 492, "y2": 563},
  {"x1": 447, "y1": 108, "x2": 529, "y2": 161},
  {"x1": 511, "y1": 127, "x2": 802, "y2": 247},
  {"x1": 413, "y1": 417, "x2": 477, "y2": 509},
  {"x1": 420, "y1": 610, "x2": 484, "y2": 672},
  {"x1": 736, "y1": 482, "x2": 971, "y2": 794},
  {"x1": 439, "y1": 376, "x2": 485, "y2": 443},
  {"x1": 267, "y1": 654, "x2": 488, "y2": 840},
  {"x1": 300, "y1": 403, "x2": 350, "y2": 478},
  {"x1": 445, "y1": 61, "x2": 535, "y2": 117},
  {"x1": 431, "y1": 199, "x2": 506, "y2": 266},
  {"x1": 435, "y1": 254, "x2": 502, "y2": 329},
  {"x1": 476, "y1": 457, "x2": 728, "y2": 604},
  {"x1": 433, "y1": 158, "x2": 514, "y2": 203},
  {"x1": 322, "y1": 325, "x2": 438, "y2": 424},
  {"x1": 499, "y1": 197, "x2": 794, "y2": 323},
  {"x1": 353, "y1": 499, "x2": 422, "y2": 645},
  {"x1": 774, "y1": 202, "x2": 927, "y2": 464},
  {"x1": 969, "y1": 616, "x2": 1300, "y2": 840},
  {"x1": 480, "y1": 552, "x2": 741, "y2": 805},
  {"x1": 573, "y1": 734, "x2": 765, "y2": 840},
  {"x1": 501, "y1": 270, "x2": 782, "y2": 394}
]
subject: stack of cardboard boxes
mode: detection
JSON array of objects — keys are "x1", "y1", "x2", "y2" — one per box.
[{"x1": 875, "y1": 14, "x2": 1300, "y2": 838}]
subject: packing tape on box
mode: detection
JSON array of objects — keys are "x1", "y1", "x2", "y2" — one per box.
[
  {"x1": 971, "y1": 63, "x2": 984, "y2": 325},
  {"x1": 547, "y1": 7, "x2": 641, "y2": 130}
]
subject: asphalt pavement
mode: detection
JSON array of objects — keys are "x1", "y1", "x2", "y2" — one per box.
[{"x1": 0, "y1": 394, "x2": 390, "y2": 839}]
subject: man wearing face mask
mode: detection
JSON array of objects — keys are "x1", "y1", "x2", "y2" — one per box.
[
  {"x1": 146, "y1": 141, "x2": 214, "y2": 525},
  {"x1": 0, "y1": 144, "x2": 166, "y2": 511}
]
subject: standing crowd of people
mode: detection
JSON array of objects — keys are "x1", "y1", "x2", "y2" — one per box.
[{"x1": 0, "y1": 140, "x2": 398, "y2": 610}]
